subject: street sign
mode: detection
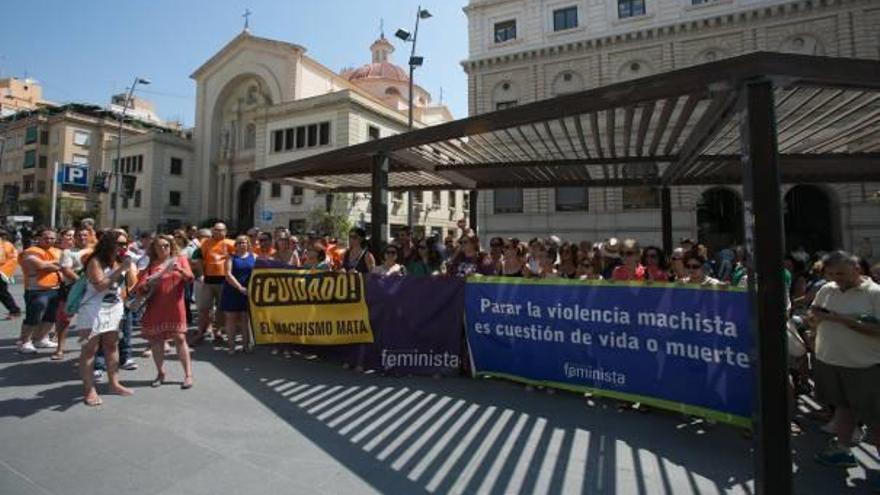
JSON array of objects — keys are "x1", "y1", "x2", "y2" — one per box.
[
  {"x1": 261, "y1": 210, "x2": 273, "y2": 222},
  {"x1": 62, "y1": 164, "x2": 89, "y2": 187}
]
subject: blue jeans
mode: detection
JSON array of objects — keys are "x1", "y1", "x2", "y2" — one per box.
[{"x1": 94, "y1": 310, "x2": 133, "y2": 371}]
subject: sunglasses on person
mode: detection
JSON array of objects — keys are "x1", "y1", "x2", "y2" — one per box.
[
  {"x1": 645, "y1": 252, "x2": 658, "y2": 259},
  {"x1": 259, "y1": 237, "x2": 272, "y2": 243}
]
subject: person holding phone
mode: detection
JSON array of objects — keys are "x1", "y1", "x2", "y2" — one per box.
[{"x1": 76, "y1": 230, "x2": 136, "y2": 406}]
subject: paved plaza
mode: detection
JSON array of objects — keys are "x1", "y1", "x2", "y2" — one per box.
[{"x1": 0, "y1": 282, "x2": 874, "y2": 494}]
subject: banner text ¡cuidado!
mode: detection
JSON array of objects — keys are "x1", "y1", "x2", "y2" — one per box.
[{"x1": 250, "y1": 271, "x2": 362, "y2": 306}]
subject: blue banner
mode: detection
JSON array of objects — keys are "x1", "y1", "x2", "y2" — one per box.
[{"x1": 465, "y1": 278, "x2": 752, "y2": 426}]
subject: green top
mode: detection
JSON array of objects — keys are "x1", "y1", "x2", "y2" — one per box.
[{"x1": 406, "y1": 259, "x2": 441, "y2": 277}]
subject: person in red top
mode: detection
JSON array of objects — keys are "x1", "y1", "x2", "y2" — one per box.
[
  {"x1": 18, "y1": 228, "x2": 63, "y2": 354},
  {"x1": 611, "y1": 239, "x2": 645, "y2": 281},
  {"x1": 192, "y1": 222, "x2": 234, "y2": 345},
  {"x1": 0, "y1": 229, "x2": 21, "y2": 318},
  {"x1": 641, "y1": 246, "x2": 671, "y2": 282},
  {"x1": 135, "y1": 234, "x2": 195, "y2": 389}
]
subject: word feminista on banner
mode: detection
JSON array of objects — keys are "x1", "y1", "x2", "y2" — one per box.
[
  {"x1": 465, "y1": 278, "x2": 752, "y2": 426},
  {"x1": 248, "y1": 269, "x2": 374, "y2": 345}
]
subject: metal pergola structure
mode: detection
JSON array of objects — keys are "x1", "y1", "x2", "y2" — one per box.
[{"x1": 253, "y1": 52, "x2": 880, "y2": 494}]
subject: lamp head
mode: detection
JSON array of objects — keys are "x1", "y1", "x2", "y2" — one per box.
[
  {"x1": 409, "y1": 56, "x2": 424, "y2": 67},
  {"x1": 395, "y1": 29, "x2": 411, "y2": 42},
  {"x1": 418, "y1": 9, "x2": 432, "y2": 19},
  {"x1": 136, "y1": 78, "x2": 151, "y2": 86}
]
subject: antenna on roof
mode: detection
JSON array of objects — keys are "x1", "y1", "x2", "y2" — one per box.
[{"x1": 380, "y1": 18, "x2": 385, "y2": 38}]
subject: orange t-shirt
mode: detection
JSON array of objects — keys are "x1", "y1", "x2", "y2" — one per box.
[
  {"x1": 200, "y1": 238, "x2": 235, "y2": 279},
  {"x1": 254, "y1": 246, "x2": 276, "y2": 258},
  {"x1": 0, "y1": 241, "x2": 18, "y2": 278},
  {"x1": 21, "y1": 246, "x2": 62, "y2": 289}
]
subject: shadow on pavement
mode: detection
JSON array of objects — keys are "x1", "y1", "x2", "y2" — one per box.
[{"x1": 197, "y1": 347, "x2": 761, "y2": 495}]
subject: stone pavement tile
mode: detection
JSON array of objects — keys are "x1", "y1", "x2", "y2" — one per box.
[{"x1": 0, "y1": 460, "x2": 56, "y2": 495}]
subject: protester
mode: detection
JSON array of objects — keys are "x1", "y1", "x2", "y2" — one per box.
[
  {"x1": 273, "y1": 231, "x2": 300, "y2": 266},
  {"x1": 76, "y1": 230, "x2": 135, "y2": 406},
  {"x1": 487, "y1": 237, "x2": 505, "y2": 275},
  {"x1": 600, "y1": 238, "x2": 622, "y2": 279},
  {"x1": 577, "y1": 254, "x2": 603, "y2": 280},
  {"x1": 80, "y1": 218, "x2": 98, "y2": 248},
  {"x1": 406, "y1": 237, "x2": 442, "y2": 276},
  {"x1": 373, "y1": 245, "x2": 406, "y2": 276},
  {"x1": 641, "y1": 246, "x2": 670, "y2": 282},
  {"x1": 534, "y1": 243, "x2": 559, "y2": 279},
  {"x1": 500, "y1": 239, "x2": 526, "y2": 277},
  {"x1": 342, "y1": 228, "x2": 375, "y2": 273},
  {"x1": 682, "y1": 249, "x2": 722, "y2": 286},
  {"x1": 254, "y1": 232, "x2": 276, "y2": 260},
  {"x1": 612, "y1": 239, "x2": 644, "y2": 281},
  {"x1": 135, "y1": 235, "x2": 194, "y2": 389},
  {"x1": 50, "y1": 228, "x2": 79, "y2": 361},
  {"x1": 810, "y1": 250, "x2": 880, "y2": 471},
  {"x1": 17, "y1": 227, "x2": 62, "y2": 354},
  {"x1": 220, "y1": 235, "x2": 255, "y2": 355},
  {"x1": 447, "y1": 233, "x2": 494, "y2": 277},
  {"x1": 555, "y1": 242, "x2": 578, "y2": 279},
  {"x1": 395, "y1": 226, "x2": 418, "y2": 267},
  {"x1": 301, "y1": 243, "x2": 330, "y2": 270},
  {"x1": 0, "y1": 229, "x2": 21, "y2": 319},
  {"x1": 193, "y1": 222, "x2": 234, "y2": 345},
  {"x1": 670, "y1": 247, "x2": 688, "y2": 282}
]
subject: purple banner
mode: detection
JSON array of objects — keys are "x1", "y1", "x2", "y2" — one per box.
[{"x1": 252, "y1": 260, "x2": 464, "y2": 375}]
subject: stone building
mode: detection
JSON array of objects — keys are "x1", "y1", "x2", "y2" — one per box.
[
  {"x1": 190, "y1": 29, "x2": 464, "y2": 238},
  {"x1": 462, "y1": 0, "x2": 880, "y2": 255}
]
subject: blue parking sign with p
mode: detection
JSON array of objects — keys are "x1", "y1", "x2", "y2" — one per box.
[{"x1": 62, "y1": 164, "x2": 89, "y2": 187}]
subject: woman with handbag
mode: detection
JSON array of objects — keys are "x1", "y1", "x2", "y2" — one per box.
[
  {"x1": 76, "y1": 230, "x2": 135, "y2": 406},
  {"x1": 135, "y1": 235, "x2": 195, "y2": 389}
]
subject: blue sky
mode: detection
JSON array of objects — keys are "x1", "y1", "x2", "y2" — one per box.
[{"x1": 0, "y1": 0, "x2": 469, "y2": 127}]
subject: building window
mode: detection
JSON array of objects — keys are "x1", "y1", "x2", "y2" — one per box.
[
  {"x1": 244, "y1": 123, "x2": 256, "y2": 150},
  {"x1": 296, "y1": 127, "x2": 306, "y2": 149},
  {"x1": 284, "y1": 128, "x2": 295, "y2": 151},
  {"x1": 449, "y1": 190, "x2": 457, "y2": 208},
  {"x1": 319, "y1": 122, "x2": 330, "y2": 146},
  {"x1": 307, "y1": 124, "x2": 318, "y2": 147},
  {"x1": 23, "y1": 150, "x2": 36, "y2": 169},
  {"x1": 691, "y1": 0, "x2": 720, "y2": 4},
  {"x1": 494, "y1": 188, "x2": 523, "y2": 213},
  {"x1": 290, "y1": 186, "x2": 303, "y2": 205},
  {"x1": 555, "y1": 187, "x2": 589, "y2": 211},
  {"x1": 40, "y1": 130, "x2": 49, "y2": 145},
  {"x1": 37, "y1": 180, "x2": 46, "y2": 194},
  {"x1": 73, "y1": 130, "x2": 91, "y2": 147},
  {"x1": 495, "y1": 101, "x2": 518, "y2": 110},
  {"x1": 137, "y1": 155, "x2": 143, "y2": 173},
  {"x1": 271, "y1": 183, "x2": 282, "y2": 198},
  {"x1": 25, "y1": 126, "x2": 38, "y2": 145},
  {"x1": 618, "y1": 0, "x2": 646, "y2": 19},
  {"x1": 170, "y1": 157, "x2": 183, "y2": 175},
  {"x1": 169, "y1": 191, "x2": 181, "y2": 207},
  {"x1": 432, "y1": 191, "x2": 441, "y2": 208},
  {"x1": 553, "y1": 7, "x2": 578, "y2": 31},
  {"x1": 367, "y1": 125, "x2": 380, "y2": 141},
  {"x1": 494, "y1": 20, "x2": 517, "y2": 43},
  {"x1": 38, "y1": 155, "x2": 48, "y2": 168},
  {"x1": 122, "y1": 196, "x2": 129, "y2": 209},
  {"x1": 272, "y1": 129, "x2": 284, "y2": 152},
  {"x1": 111, "y1": 193, "x2": 117, "y2": 207},
  {"x1": 72, "y1": 154, "x2": 88, "y2": 166},
  {"x1": 23, "y1": 176, "x2": 34, "y2": 193},
  {"x1": 134, "y1": 190, "x2": 142, "y2": 208}
]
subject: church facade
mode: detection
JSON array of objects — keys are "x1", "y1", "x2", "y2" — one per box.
[{"x1": 190, "y1": 30, "x2": 463, "y2": 237}]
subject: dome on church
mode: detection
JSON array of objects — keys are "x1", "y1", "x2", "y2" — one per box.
[
  {"x1": 342, "y1": 35, "x2": 409, "y2": 83},
  {"x1": 344, "y1": 62, "x2": 409, "y2": 82}
]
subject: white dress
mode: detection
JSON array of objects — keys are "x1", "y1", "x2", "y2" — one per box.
[{"x1": 72, "y1": 265, "x2": 125, "y2": 340}]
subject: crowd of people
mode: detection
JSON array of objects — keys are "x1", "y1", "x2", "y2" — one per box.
[{"x1": 4, "y1": 219, "x2": 880, "y2": 480}]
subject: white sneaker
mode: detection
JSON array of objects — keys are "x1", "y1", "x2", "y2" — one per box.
[
  {"x1": 121, "y1": 359, "x2": 138, "y2": 370},
  {"x1": 93, "y1": 370, "x2": 105, "y2": 380},
  {"x1": 18, "y1": 341, "x2": 37, "y2": 354},
  {"x1": 34, "y1": 338, "x2": 58, "y2": 349}
]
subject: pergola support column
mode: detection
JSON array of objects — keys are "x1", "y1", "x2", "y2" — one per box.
[
  {"x1": 371, "y1": 153, "x2": 389, "y2": 257},
  {"x1": 661, "y1": 186, "x2": 672, "y2": 255},
  {"x1": 468, "y1": 190, "x2": 478, "y2": 235},
  {"x1": 740, "y1": 80, "x2": 791, "y2": 495}
]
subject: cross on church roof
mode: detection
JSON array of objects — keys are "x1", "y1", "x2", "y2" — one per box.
[{"x1": 243, "y1": 8, "x2": 252, "y2": 31}]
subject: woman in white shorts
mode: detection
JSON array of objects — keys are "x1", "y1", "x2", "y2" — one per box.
[{"x1": 76, "y1": 230, "x2": 135, "y2": 406}]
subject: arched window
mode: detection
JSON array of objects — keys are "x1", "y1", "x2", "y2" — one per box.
[
  {"x1": 552, "y1": 71, "x2": 584, "y2": 96},
  {"x1": 616, "y1": 60, "x2": 653, "y2": 82},
  {"x1": 780, "y1": 35, "x2": 825, "y2": 56},
  {"x1": 492, "y1": 80, "x2": 519, "y2": 110}
]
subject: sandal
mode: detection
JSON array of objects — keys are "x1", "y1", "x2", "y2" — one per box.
[
  {"x1": 50, "y1": 352, "x2": 64, "y2": 361},
  {"x1": 84, "y1": 396, "x2": 103, "y2": 407},
  {"x1": 150, "y1": 374, "x2": 166, "y2": 388},
  {"x1": 181, "y1": 377, "x2": 193, "y2": 390}
]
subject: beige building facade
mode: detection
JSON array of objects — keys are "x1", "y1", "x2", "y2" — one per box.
[
  {"x1": 191, "y1": 30, "x2": 464, "y2": 237},
  {"x1": 0, "y1": 77, "x2": 44, "y2": 117},
  {"x1": 463, "y1": 0, "x2": 880, "y2": 255}
]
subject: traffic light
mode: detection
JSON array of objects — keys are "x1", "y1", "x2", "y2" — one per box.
[{"x1": 93, "y1": 172, "x2": 112, "y2": 193}]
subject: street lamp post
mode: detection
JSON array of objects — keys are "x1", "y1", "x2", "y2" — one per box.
[
  {"x1": 111, "y1": 76, "x2": 150, "y2": 228},
  {"x1": 396, "y1": 6, "x2": 431, "y2": 228}
]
